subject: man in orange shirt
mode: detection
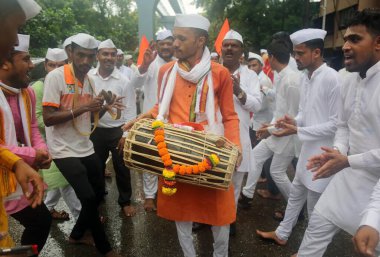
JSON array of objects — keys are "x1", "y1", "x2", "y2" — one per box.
[{"x1": 124, "y1": 14, "x2": 241, "y2": 257}]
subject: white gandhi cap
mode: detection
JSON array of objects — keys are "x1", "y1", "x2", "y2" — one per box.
[
  {"x1": 211, "y1": 52, "x2": 218, "y2": 58},
  {"x1": 174, "y1": 14, "x2": 210, "y2": 32},
  {"x1": 117, "y1": 49, "x2": 124, "y2": 56},
  {"x1": 46, "y1": 48, "x2": 67, "y2": 62},
  {"x1": 223, "y1": 29, "x2": 243, "y2": 44},
  {"x1": 71, "y1": 33, "x2": 98, "y2": 49},
  {"x1": 98, "y1": 39, "x2": 116, "y2": 50},
  {"x1": 63, "y1": 36, "x2": 74, "y2": 49},
  {"x1": 156, "y1": 30, "x2": 173, "y2": 41},
  {"x1": 16, "y1": 0, "x2": 41, "y2": 20},
  {"x1": 290, "y1": 28, "x2": 327, "y2": 46},
  {"x1": 248, "y1": 52, "x2": 264, "y2": 65},
  {"x1": 14, "y1": 34, "x2": 30, "y2": 52}
]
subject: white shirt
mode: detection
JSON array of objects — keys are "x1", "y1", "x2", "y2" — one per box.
[
  {"x1": 273, "y1": 56, "x2": 299, "y2": 83},
  {"x1": 88, "y1": 67, "x2": 136, "y2": 128},
  {"x1": 118, "y1": 65, "x2": 132, "y2": 80},
  {"x1": 315, "y1": 61, "x2": 380, "y2": 235},
  {"x1": 43, "y1": 66, "x2": 95, "y2": 159},
  {"x1": 252, "y1": 71, "x2": 274, "y2": 131},
  {"x1": 294, "y1": 63, "x2": 341, "y2": 193},
  {"x1": 233, "y1": 65, "x2": 262, "y2": 172},
  {"x1": 265, "y1": 65, "x2": 301, "y2": 156},
  {"x1": 130, "y1": 55, "x2": 170, "y2": 113},
  {"x1": 360, "y1": 178, "x2": 380, "y2": 233}
]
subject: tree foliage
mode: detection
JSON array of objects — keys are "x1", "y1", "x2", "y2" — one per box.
[
  {"x1": 196, "y1": 0, "x2": 319, "y2": 53},
  {"x1": 21, "y1": 0, "x2": 138, "y2": 56}
]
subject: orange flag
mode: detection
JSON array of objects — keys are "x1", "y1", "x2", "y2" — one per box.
[
  {"x1": 214, "y1": 19, "x2": 230, "y2": 56},
  {"x1": 137, "y1": 35, "x2": 149, "y2": 66}
]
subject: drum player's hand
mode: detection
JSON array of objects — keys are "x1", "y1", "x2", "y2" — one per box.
[
  {"x1": 122, "y1": 120, "x2": 135, "y2": 132},
  {"x1": 117, "y1": 137, "x2": 126, "y2": 155}
]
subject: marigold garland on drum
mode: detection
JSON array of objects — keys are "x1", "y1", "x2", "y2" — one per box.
[{"x1": 151, "y1": 120, "x2": 220, "y2": 196}]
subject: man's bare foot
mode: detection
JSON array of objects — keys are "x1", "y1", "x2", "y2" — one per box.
[
  {"x1": 69, "y1": 234, "x2": 95, "y2": 246},
  {"x1": 291, "y1": 253, "x2": 297, "y2": 257},
  {"x1": 256, "y1": 230, "x2": 287, "y2": 246},
  {"x1": 123, "y1": 205, "x2": 136, "y2": 217},
  {"x1": 257, "y1": 189, "x2": 282, "y2": 200},
  {"x1": 104, "y1": 168, "x2": 112, "y2": 178},
  {"x1": 144, "y1": 198, "x2": 156, "y2": 212},
  {"x1": 105, "y1": 250, "x2": 122, "y2": 257}
]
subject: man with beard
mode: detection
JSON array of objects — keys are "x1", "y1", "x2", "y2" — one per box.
[
  {"x1": 295, "y1": 9, "x2": 380, "y2": 257},
  {"x1": 221, "y1": 30, "x2": 262, "y2": 235},
  {"x1": 42, "y1": 33, "x2": 122, "y2": 257},
  {"x1": 89, "y1": 39, "x2": 136, "y2": 217},
  {"x1": 33, "y1": 48, "x2": 81, "y2": 222},
  {"x1": 129, "y1": 29, "x2": 175, "y2": 211},
  {"x1": 256, "y1": 28, "x2": 341, "y2": 247},
  {"x1": 123, "y1": 14, "x2": 241, "y2": 257},
  {"x1": 0, "y1": 34, "x2": 52, "y2": 255},
  {"x1": 0, "y1": 0, "x2": 44, "y2": 248}
]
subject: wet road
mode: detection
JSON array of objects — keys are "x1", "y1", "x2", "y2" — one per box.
[{"x1": 10, "y1": 167, "x2": 356, "y2": 257}]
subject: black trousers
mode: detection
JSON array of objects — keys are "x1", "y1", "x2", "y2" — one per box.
[
  {"x1": 11, "y1": 203, "x2": 52, "y2": 257},
  {"x1": 90, "y1": 126, "x2": 132, "y2": 207},
  {"x1": 54, "y1": 154, "x2": 111, "y2": 254}
]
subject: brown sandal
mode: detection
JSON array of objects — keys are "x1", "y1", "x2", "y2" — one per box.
[{"x1": 50, "y1": 209, "x2": 70, "y2": 220}]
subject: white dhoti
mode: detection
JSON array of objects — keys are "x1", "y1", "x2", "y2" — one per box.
[
  {"x1": 242, "y1": 140, "x2": 293, "y2": 200},
  {"x1": 175, "y1": 221, "x2": 230, "y2": 257}
]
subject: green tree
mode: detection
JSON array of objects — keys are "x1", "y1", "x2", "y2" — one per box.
[
  {"x1": 197, "y1": 0, "x2": 319, "y2": 52},
  {"x1": 21, "y1": 0, "x2": 138, "y2": 56}
]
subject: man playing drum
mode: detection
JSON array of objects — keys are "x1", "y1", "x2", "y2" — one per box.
[{"x1": 124, "y1": 13, "x2": 241, "y2": 257}]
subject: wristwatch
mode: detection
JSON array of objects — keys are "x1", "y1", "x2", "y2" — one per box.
[{"x1": 237, "y1": 90, "x2": 245, "y2": 100}]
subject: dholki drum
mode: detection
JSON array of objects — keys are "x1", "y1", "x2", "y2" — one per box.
[{"x1": 123, "y1": 119, "x2": 239, "y2": 190}]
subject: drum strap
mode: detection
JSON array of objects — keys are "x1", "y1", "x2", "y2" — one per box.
[{"x1": 70, "y1": 64, "x2": 99, "y2": 136}]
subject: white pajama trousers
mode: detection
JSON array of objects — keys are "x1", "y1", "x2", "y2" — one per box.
[
  {"x1": 242, "y1": 140, "x2": 293, "y2": 200},
  {"x1": 143, "y1": 172, "x2": 158, "y2": 199},
  {"x1": 275, "y1": 177, "x2": 321, "y2": 241},
  {"x1": 297, "y1": 210, "x2": 380, "y2": 257},
  {"x1": 44, "y1": 185, "x2": 82, "y2": 221},
  {"x1": 232, "y1": 171, "x2": 246, "y2": 210},
  {"x1": 175, "y1": 221, "x2": 230, "y2": 257}
]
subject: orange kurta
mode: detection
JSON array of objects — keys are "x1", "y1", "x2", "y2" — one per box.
[
  {"x1": 0, "y1": 147, "x2": 21, "y2": 170},
  {"x1": 150, "y1": 61, "x2": 241, "y2": 226}
]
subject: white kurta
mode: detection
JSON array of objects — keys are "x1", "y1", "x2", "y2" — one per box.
[
  {"x1": 252, "y1": 71, "x2": 274, "y2": 131},
  {"x1": 89, "y1": 67, "x2": 136, "y2": 128},
  {"x1": 130, "y1": 55, "x2": 169, "y2": 113},
  {"x1": 233, "y1": 65, "x2": 262, "y2": 173},
  {"x1": 314, "y1": 61, "x2": 380, "y2": 235},
  {"x1": 266, "y1": 66, "x2": 301, "y2": 156},
  {"x1": 294, "y1": 63, "x2": 341, "y2": 193},
  {"x1": 118, "y1": 65, "x2": 132, "y2": 80},
  {"x1": 241, "y1": 65, "x2": 301, "y2": 200},
  {"x1": 360, "y1": 178, "x2": 380, "y2": 234}
]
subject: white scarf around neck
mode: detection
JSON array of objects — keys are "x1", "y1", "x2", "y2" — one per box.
[
  {"x1": 0, "y1": 86, "x2": 33, "y2": 200},
  {"x1": 157, "y1": 47, "x2": 218, "y2": 131}
]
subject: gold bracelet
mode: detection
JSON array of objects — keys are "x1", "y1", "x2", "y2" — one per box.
[{"x1": 70, "y1": 109, "x2": 75, "y2": 120}]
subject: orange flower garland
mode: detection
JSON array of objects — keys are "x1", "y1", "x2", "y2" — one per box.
[{"x1": 151, "y1": 120, "x2": 220, "y2": 196}]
